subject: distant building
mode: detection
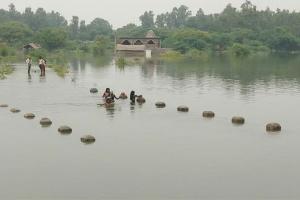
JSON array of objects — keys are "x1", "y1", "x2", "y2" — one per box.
[
  {"x1": 23, "y1": 43, "x2": 41, "y2": 50},
  {"x1": 116, "y1": 30, "x2": 162, "y2": 55}
]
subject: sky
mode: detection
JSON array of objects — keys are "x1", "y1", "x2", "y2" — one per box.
[{"x1": 0, "y1": 0, "x2": 299, "y2": 28}]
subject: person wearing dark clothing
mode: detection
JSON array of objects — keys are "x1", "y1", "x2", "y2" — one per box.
[
  {"x1": 130, "y1": 91, "x2": 141, "y2": 104},
  {"x1": 104, "y1": 91, "x2": 119, "y2": 106},
  {"x1": 38, "y1": 57, "x2": 46, "y2": 76},
  {"x1": 107, "y1": 91, "x2": 119, "y2": 103}
]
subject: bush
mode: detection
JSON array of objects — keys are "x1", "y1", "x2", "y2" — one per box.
[
  {"x1": 230, "y1": 43, "x2": 251, "y2": 57},
  {"x1": 0, "y1": 64, "x2": 14, "y2": 79},
  {"x1": 184, "y1": 49, "x2": 209, "y2": 61},
  {"x1": 160, "y1": 50, "x2": 184, "y2": 61},
  {"x1": 0, "y1": 43, "x2": 15, "y2": 57}
]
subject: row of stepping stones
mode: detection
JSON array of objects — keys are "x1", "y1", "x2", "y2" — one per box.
[
  {"x1": 0, "y1": 104, "x2": 96, "y2": 144},
  {"x1": 177, "y1": 106, "x2": 281, "y2": 132},
  {"x1": 90, "y1": 88, "x2": 282, "y2": 133},
  {"x1": 90, "y1": 90, "x2": 282, "y2": 133},
  {"x1": 155, "y1": 103, "x2": 281, "y2": 132}
]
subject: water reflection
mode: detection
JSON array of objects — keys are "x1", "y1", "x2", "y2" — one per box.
[
  {"x1": 27, "y1": 74, "x2": 32, "y2": 83},
  {"x1": 105, "y1": 105, "x2": 116, "y2": 118},
  {"x1": 69, "y1": 53, "x2": 300, "y2": 97},
  {"x1": 39, "y1": 76, "x2": 46, "y2": 83}
]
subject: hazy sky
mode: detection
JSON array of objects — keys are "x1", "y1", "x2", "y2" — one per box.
[{"x1": 0, "y1": 0, "x2": 299, "y2": 28}]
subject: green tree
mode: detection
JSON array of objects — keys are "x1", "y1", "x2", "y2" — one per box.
[
  {"x1": 139, "y1": 11, "x2": 154, "y2": 29},
  {"x1": 263, "y1": 27, "x2": 300, "y2": 51},
  {"x1": 23, "y1": 7, "x2": 34, "y2": 28},
  {"x1": 86, "y1": 18, "x2": 113, "y2": 40},
  {"x1": 176, "y1": 5, "x2": 191, "y2": 27},
  {"x1": 36, "y1": 28, "x2": 68, "y2": 50},
  {"x1": 166, "y1": 29, "x2": 210, "y2": 53},
  {"x1": 155, "y1": 14, "x2": 166, "y2": 28},
  {"x1": 32, "y1": 8, "x2": 47, "y2": 31},
  {"x1": 231, "y1": 43, "x2": 251, "y2": 56},
  {"x1": 0, "y1": 21, "x2": 33, "y2": 44},
  {"x1": 46, "y1": 11, "x2": 67, "y2": 27},
  {"x1": 92, "y1": 36, "x2": 111, "y2": 56},
  {"x1": 8, "y1": 3, "x2": 20, "y2": 20},
  {"x1": 70, "y1": 16, "x2": 79, "y2": 39}
]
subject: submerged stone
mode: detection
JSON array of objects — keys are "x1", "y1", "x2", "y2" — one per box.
[
  {"x1": 177, "y1": 106, "x2": 189, "y2": 112},
  {"x1": 203, "y1": 111, "x2": 215, "y2": 118},
  {"x1": 40, "y1": 118, "x2": 52, "y2": 127},
  {"x1": 155, "y1": 102, "x2": 166, "y2": 108},
  {"x1": 232, "y1": 116, "x2": 245, "y2": 125},
  {"x1": 10, "y1": 108, "x2": 20, "y2": 113},
  {"x1": 24, "y1": 113, "x2": 35, "y2": 119},
  {"x1": 80, "y1": 135, "x2": 96, "y2": 144},
  {"x1": 90, "y1": 88, "x2": 98, "y2": 94},
  {"x1": 119, "y1": 92, "x2": 128, "y2": 99},
  {"x1": 266, "y1": 123, "x2": 281, "y2": 132},
  {"x1": 58, "y1": 126, "x2": 72, "y2": 134},
  {"x1": 137, "y1": 96, "x2": 146, "y2": 104}
]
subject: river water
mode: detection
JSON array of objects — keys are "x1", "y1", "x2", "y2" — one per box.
[{"x1": 0, "y1": 54, "x2": 300, "y2": 199}]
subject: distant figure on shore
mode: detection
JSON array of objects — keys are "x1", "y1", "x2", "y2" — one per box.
[
  {"x1": 130, "y1": 91, "x2": 142, "y2": 104},
  {"x1": 25, "y1": 57, "x2": 32, "y2": 74},
  {"x1": 38, "y1": 57, "x2": 46, "y2": 76}
]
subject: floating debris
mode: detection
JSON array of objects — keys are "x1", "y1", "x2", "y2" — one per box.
[{"x1": 0, "y1": 104, "x2": 8, "y2": 108}]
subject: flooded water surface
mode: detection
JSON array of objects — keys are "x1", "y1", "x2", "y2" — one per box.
[{"x1": 0, "y1": 54, "x2": 300, "y2": 199}]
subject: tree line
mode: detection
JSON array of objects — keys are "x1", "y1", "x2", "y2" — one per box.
[
  {"x1": 0, "y1": 3, "x2": 113, "y2": 54},
  {"x1": 118, "y1": 0, "x2": 300, "y2": 55},
  {"x1": 0, "y1": 1, "x2": 300, "y2": 57}
]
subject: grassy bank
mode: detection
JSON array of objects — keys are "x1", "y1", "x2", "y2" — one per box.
[
  {"x1": 0, "y1": 64, "x2": 14, "y2": 79},
  {"x1": 48, "y1": 64, "x2": 69, "y2": 77}
]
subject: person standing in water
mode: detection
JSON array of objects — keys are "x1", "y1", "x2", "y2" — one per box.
[
  {"x1": 130, "y1": 91, "x2": 142, "y2": 104},
  {"x1": 26, "y1": 57, "x2": 32, "y2": 74},
  {"x1": 109, "y1": 91, "x2": 119, "y2": 102},
  {"x1": 102, "y1": 88, "x2": 111, "y2": 99},
  {"x1": 38, "y1": 57, "x2": 43, "y2": 76},
  {"x1": 38, "y1": 57, "x2": 46, "y2": 76},
  {"x1": 41, "y1": 58, "x2": 46, "y2": 76}
]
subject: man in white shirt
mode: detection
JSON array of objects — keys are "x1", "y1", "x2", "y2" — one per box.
[{"x1": 26, "y1": 57, "x2": 32, "y2": 74}]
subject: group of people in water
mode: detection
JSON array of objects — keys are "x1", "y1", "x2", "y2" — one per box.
[
  {"x1": 25, "y1": 56, "x2": 47, "y2": 76},
  {"x1": 102, "y1": 88, "x2": 142, "y2": 105}
]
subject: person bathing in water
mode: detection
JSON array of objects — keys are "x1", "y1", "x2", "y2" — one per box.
[
  {"x1": 109, "y1": 91, "x2": 119, "y2": 102},
  {"x1": 102, "y1": 88, "x2": 119, "y2": 105},
  {"x1": 130, "y1": 91, "x2": 142, "y2": 104},
  {"x1": 102, "y1": 88, "x2": 111, "y2": 99}
]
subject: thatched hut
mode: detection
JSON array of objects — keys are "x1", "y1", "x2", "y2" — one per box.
[{"x1": 23, "y1": 43, "x2": 41, "y2": 50}]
